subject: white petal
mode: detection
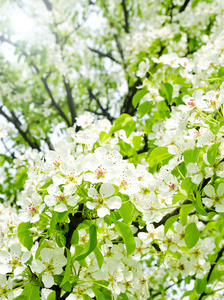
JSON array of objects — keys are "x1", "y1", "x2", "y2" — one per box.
[
  {"x1": 0, "y1": 251, "x2": 10, "y2": 264},
  {"x1": 53, "y1": 254, "x2": 67, "y2": 267},
  {"x1": 204, "y1": 185, "x2": 215, "y2": 197},
  {"x1": 97, "y1": 207, "x2": 110, "y2": 218},
  {"x1": 64, "y1": 183, "x2": 76, "y2": 195},
  {"x1": 52, "y1": 175, "x2": 66, "y2": 186},
  {"x1": 191, "y1": 174, "x2": 203, "y2": 184},
  {"x1": 86, "y1": 201, "x2": 96, "y2": 210},
  {"x1": 44, "y1": 195, "x2": 56, "y2": 207},
  {"x1": 100, "y1": 183, "x2": 115, "y2": 198},
  {"x1": 217, "y1": 183, "x2": 224, "y2": 196},
  {"x1": 202, "y1": 197, "x2": 213, "y2": 207},
  {"x1": 42, "y1": 273, "x2": 54, "y2": 288},
  {"x1": 0, "y1": 264, "x2": 12, "y2": 275},
  {"x1": 187, "y1": 163, "x2": 199, "y2": 173},
  {"x1": 67, "y1": 195, "x2": 78, "y2": 207},
  {"x1": 21, "y1": 252, "x2": 31, "y2": 264},
  {"x1": 215, "y1": 203, "x2": 224, "y2": 212},
  {"x1": 106, "y1": 196, "x2": 122, "y2": 209},
  {"x1": 54, "y1": 203, "x2": 67, "y2": 212},
  {"x1": 31, "y1": 260, "x2": 45, "y2": 273},
  {"x1": 40, "y1": 248, "x2": 53, "y2": 263},
  {"x1": 10, "y1": 244, "x2": 21, "y2": 257},
  {"x1": 88, "y1": 188, "x2": 98, "y2": 199},
  {"x1": 47, "y1": 185, "x2": 60, "y2": 196}
]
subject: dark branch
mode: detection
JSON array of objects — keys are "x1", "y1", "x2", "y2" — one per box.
[
  {"x1": 121, "y1": 0, "x2": 130, "y2": 33},
  {"x1": 179, "y1": 0, "x2": 191, "y2": 13},
  {"x1": 120, "y1": 78, "x2": 141, "y2": 115},
  {"x1": 88, "y1": 47, "x2": 121, "y2": 64},
  {"x1": 63, "y1": 78, "x2": 77, "y2": 126},
  {"x1": 42, "y1": 0, "x2": 52, "y2": 11},
  {"x1": 198, "y1": 246, "x2": 224, "y2": 300},
  {"x1": 0, "y1": 35, "x2": 71, "y2": 128},
  {"x1": 0, "y1": 107, "x2": 41, "y2": 150},
  {"x1": 88, "y1": 87, "x2": 114, "y2": 122}
]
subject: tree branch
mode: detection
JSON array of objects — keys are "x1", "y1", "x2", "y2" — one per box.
[
  {"x1": 0, "y1": 35, "x2": 71, "y2": 127},
  {"x1": 63, "y1": 77, "x2": 77, "y2": 126},
  {"x1": 0, "y1": 107, "x2": 41, "y2": 150},
  {"x1": 121, "y1": 0, "x2": 130, "y2": 33},
  {"x1": 88, "y1": 47, "x2": 121, "y2": 64},
  {"x1": 42, "y1": 0, "x2": 52, "y2": 11},
  {"x1": 88, "y1": 87, "x2": 114, "y2": 122},
  {"x1": 198, "y1": 246, "x2": 224, "y2": 300},
  {"x1": 179, "y1": 0, "x2": 191, "y2": 13}
]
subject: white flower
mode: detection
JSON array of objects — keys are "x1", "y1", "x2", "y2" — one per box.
[
  {"x1": 87, "y1": 183, "x2": 121, "y2": 217},
  {"x1": 76, "y1": 112, "x2": 95, "y2": 128},
  {"x1": 136, "y1": 58, "x2": 149, "y2": 77}
]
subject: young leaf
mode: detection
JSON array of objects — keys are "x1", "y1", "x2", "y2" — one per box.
[
  {"x1": 94, "y1": 247, "x2": 104, "y2": 269},
  {"x1": 138, "y1": 101, "x2": 153, "y2": 118},
  {"x1": 147, "y1": 147, "x2": 173, "y2": 168},
  {"x1": 185, "y1": 222, "x2": 200, "y2": 249},
  {"x1": 180, "y1": 205, "x2": 194, "y2": 226},
  {"x1": 60, "y1": 249, "x2": 71, "y2": 287},
  {"x1": 17, "y1": 284, "x2": 40, "y2": 300},
  {"x1": 195, "y1": 277, "x2": 206, "y2": 294},
  {"x1": 118, "y1": 201, "x2": 133, "y2": 225},
  {"x1": 92, "y1": 287, "x2": 105, "y2": 300},
  {"x1": 83, "y1": 295, "x2": 93, "y2": 300},
  {"x1": 164, "y1": 215, "x2": 179, "y2": 235},
  {"x1": 160, "y1": 82, "x2": 173, "y2": 103},
  {"x1": 207, "y1": 143, "x2": 220, "y2": 165},
  {"x1": 47, "y1": 291, "x2": 56, "y2": 300},
  {"x1": 132, "y1": 90, "x2": 149, "y2": 108},
  {"x1": 75, "y1": 224, "x2": 97, "y2": 261},
  {"x1": 115, "y1": 221, "x2": 136, "y2": 256},
  {"x1": 17, "y1": 222, "x2": 33, "y2": 251}
]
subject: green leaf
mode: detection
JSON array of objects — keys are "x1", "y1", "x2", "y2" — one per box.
[
  {"x1": 17, "y1": 284, "x2": 40, "y2": 300},
  {"x1": 172, "y1": 193, "x2": 186, "y2": 204},
  {"x1": 185, "y1": 222, "x2": 200, "y2": 249},
  {"x1": 109, "y1": 114, "x2": 135, "y2": 137},
  {"x1": 138, "y1": 101, "x2": 153, "y2": 118},
  {"x1": 132, "y1": 90, "x2": 149, "y2": 108},
  {"x1": 14, "y1": 296, "x2": 27, "y2": 300},
  {"x1": 71, "y1": 229, "x2": 79, "y2": 245},
  {"x1": 48, "y1": 211, "x2": 59, "y2": 235},
  {"x1": 195, "y1": 277, "x2": 206, "y2": 294},
  {"x1": 118, "y1": 201, "x2": 133, "y2": 225},
  {"x1": 118, "y1": 140, "x2": 134, "y2": 157},
  {"x1": 218, "y1": 66, "x2": 224, "y2": 77},
  {"x1": 100, "y1": 131, "x2": 110, "y2": 143},
  {"x1": 207, "y1": 143, "x2": 220, "y2": 165},
  {"x1": 47, "y1": 291, "x2": 56, "y2": 300},
  {"x1": 17, "y1": 222, "x2": 33, "y2": 250},
  {"x1": 82, "y1": 295, "x2": 93, "y2": 300},
  {"x1": 75, "y1": 224, "x2": 97, "y2": 261},
  {"x1": 164, "y1": 215, "x2": 179, "y2": 235},
  {"x1": 173, "y1": 76, "x2": 191, "y2": 87},
  {"x1": 132, "y1": 136, "x2": 142, "y2": 149},
  {"x1": 94, "y1": 247, "x2": 104, "y2": 268},
  {"x1": 160, "y1": 82, "x2": 173, "y2": 103},
  {"x1": 60, "y1": 248, "x2": 71, "y2": 287},
  {"x1": 117, "y1": 294, "x2": 129, "y2": 300},
  {"x1": 180, "y1": 177, "x2": 197, "y2": 198},
  {"x1": 180, "y1": 205, "x2": 194, "y2": 226},
  {"x1": 115, "y1": 221, "x2": 136, "y2": 256},
  {"x1": 195, "y1": 191, "x2": 207, "y2": 216},
  {"x1": 183, "y1": 148, "x2": 199, "y2": 164},
  {"x1": 92, "y1": 287, "x2": 105, "y2": 300},
  {"x1": 40, "y1": 180, "x2": 53, "y2": 190},
  {"x1": 147, "y1": 147, "x2": 173, "y2": 168}
]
